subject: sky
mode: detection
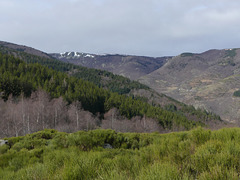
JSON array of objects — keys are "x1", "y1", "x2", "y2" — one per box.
[{"x1": 1, "y1": 0, "x2": 240, "y2": 57}]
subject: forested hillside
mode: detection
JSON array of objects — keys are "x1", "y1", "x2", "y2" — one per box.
[
  {"x1": 0, "y1": 44, "x2": 149, "y2": 95},
  {"x1": 0, "y1": 42, "x2": 224, "y2": 125},
  {"x1": 0, "y1": 53, "x2": 210, "y2": 137},
  {"x1": 1, "y1": 128, "x2": 240, "y2": 179},
  {"x1": 0, "y1": 42, "x2": 225, "y2": 137}
]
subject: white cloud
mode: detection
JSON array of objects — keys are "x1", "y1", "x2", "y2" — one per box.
[{"x1": 1, "y1": 0, "x2": 240, "y2": 56}]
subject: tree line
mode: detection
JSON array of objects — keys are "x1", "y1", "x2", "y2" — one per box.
[
  {"x1": 0, "y1": 46, "x2": 149, "y2": 94},
  {"x1": 0, "y1": 45, "x2": 222, "y2": 125},
  {"x1": 0, "y1": 90, "x2": 98, "y2": 137},
  {"x1": 0, "y1": 53, "x2": 204, "y2": 135}
]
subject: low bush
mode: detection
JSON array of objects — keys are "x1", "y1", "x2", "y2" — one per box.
[{"x1": 1, "y1": 128, "x2": 240, "y2": 179}]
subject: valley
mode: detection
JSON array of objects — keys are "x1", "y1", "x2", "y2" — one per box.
[
  {"x1": 50, "y1": 52, "x2": 169, "y2": 80},
  {"x1": 2, "y1": 0, "x2": 240, "y2": 179},
  {"x1": 51, "y1": 47, "x2": 240, "y2": 124},
  {"x1": 0, "y1": 41, "x2": 225, "y2": 139},
  {"x1": 139, "y1": 49, "x2": 240, "y2": 123},
  {"x1": 0, "y1": 41, "x2": 240, "y2": 179}
]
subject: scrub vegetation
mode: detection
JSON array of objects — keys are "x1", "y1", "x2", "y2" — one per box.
[{"x1": 1, "y1": 127, "x2": 240, "y2": 179}]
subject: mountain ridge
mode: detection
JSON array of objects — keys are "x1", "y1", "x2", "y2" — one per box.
[
  {"x1": 0, "y1": 41, "x2": 52, "y2": 59},
  {"x1": 139, "y1": 48, "x2": 240, "y2": 123},
  {"x1": 51, "y1": 52, "x2": 170, "y2": 80},
  {"x1": 0, "y1": 40, "x2": 224, "y2": 134}
]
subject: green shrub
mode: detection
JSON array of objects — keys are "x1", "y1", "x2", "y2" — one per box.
[
  {"x1": 3, "y1": 128, "x2": 240, "y2": 179},
  {"x1": 0, "y1": 144, "x2": 9, "y2": 154},
  {"x1": 198, "y1": 165, "x2": 239, "y2": 180},
  {"x1": 190, "y1": 140, "x2": 224, "y2": 174},
  {"x1": 30, "y1": 129, "x2": 58, "y2": 140},
  {"x1": 48, "y1": 132, "x2": 68, "y2": 149},
  {"x1": 138, "y1": 162, "x2": 179, "y2": 180},
  {"x1": 233, "y1": 90, "x2": 240, "y2": 97},
  {"x1": 11, "y1": 142, "x2": 25, "y2": 151},
  {"x1": 224, "y1": 49, "x2": 237, "y2": 58},
  {"x1": 189, "y1": 127, "x2": 211, "y2": 145},
  {"x1": 181, "y1": 52, "x2": 193, "y2": 57},
  {"x1": 7, "y1": 136, "x2": 24, "y2": 147}
]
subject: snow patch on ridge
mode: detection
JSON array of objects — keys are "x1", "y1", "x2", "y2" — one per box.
[
  {"x1": 59, "y1": 52, "x2": 95, "y2": 58},
  {"x1": 84, "y1": 54, "x2": 95, "y2": 58},
  {"x1": 60, "y1": 52, "x2": 66, "y2": 57},
  {"x1": 74, "y1": 52, "x2": 81, "y2": 57}
]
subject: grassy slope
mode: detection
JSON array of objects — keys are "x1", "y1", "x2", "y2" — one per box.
[{"x1": 1, "y1": 128, "x2": 240, "y2": 179}]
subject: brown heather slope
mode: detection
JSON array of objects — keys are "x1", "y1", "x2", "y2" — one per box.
[
  {"x1": 0, "y1": 41, "x2": 52, "y2": 59},
  {"x1": 51, "y1": 52, "x2": 169, "y2": 80},
  {"x1": 139, "y1": 49, "x2": 240, "y2": 123}
]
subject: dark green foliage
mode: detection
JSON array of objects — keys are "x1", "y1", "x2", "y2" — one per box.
[
  {"x1": 0, "y1": 54, "x2": 107, "y2": 114},
  {"x1": 0, "y1": 53, "x2": 203, "y2": 130},
  {"x1": 0, "y1": 47, "x2": 222, "y2": 129},
  {"x1": 233, "y1": 90, "x2": 240, "y2": 97},
  {"x1": 181, "y1": 52, "x2": 193, "y2": 57},
  {"x1": 162, "y1": 95, "x2": 220, "y2": 122},
  {"x1": 1, "y1": 128, "x2": 240, "y2": 179},
  {"x1": 0, "y1": 145, "x2": 9, "y2": 155},
  {"x1": 219, "y1": 49, "x2": 237, "y2": 66},
  {"x1": 62, "y1": 129, "x2": 152, "y2": 150},
  {"x1": 219, "y1": 59, "x2": 236, "y2": 66},
  {"x1": 73, "y1": 68, "x2": 149, "y2": 94},
  {"x1": 0, "y1": 46, "x2": 149, "y2": 94},
  {"x1": 228, "y1": 59, "x2": 236, "y2": 66},
  {"x1": 224, "y1": 49, "x2": 237, "y2": 58},
  {"x1": 104, "y1": 93, "x2": 202, "y2": 129},
  {"x1": 164, "y1": 104, "x2": 177, "y2": 112},
  {"x1": 181, "y1": 104, "x2": 221, "y2": 121}
]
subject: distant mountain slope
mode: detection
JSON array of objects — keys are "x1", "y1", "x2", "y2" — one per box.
[
  {"x1": 0, "y1": 53, "x2": 211, "y2": 136},
  {"x1": 51, "y1": 52, "x2": 169, "y2": 80},
  {"x1": 139, "y1": 49, "x2": 240, "y2": 123},
  {"x1": 0, "y1": 40, "x2": 224, "y2": 129},
  {"x1": 0, "y1": 41, "x2": 52, "y2": 59},
  {"x1": 0, "y1": 41, "x2": 150, "y2": 95}
]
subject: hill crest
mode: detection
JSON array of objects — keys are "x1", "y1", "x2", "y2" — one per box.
[
  {"x1": 139, "y1": 48, "x2": 240, "y2": 123},
  {"x1": 51, "y1": 52, "x2": 170, "y2": 80}
]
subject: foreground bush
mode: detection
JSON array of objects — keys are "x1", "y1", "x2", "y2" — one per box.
[{"x1": 1, "y1": 127, "x2": 240, "y2": 179}]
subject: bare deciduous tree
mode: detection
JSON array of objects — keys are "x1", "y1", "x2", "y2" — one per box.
[{"x1": 0, "y1": 90, "x2": 164, "y2": 138}]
